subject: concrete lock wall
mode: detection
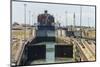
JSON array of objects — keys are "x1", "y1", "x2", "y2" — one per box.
[{"x1": 57, "y1": 29, "x2": 66, "y2": 37}]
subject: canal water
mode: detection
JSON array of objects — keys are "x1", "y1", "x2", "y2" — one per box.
[{"x1": 46, "y1": 42, "x2": 55, "y2": 63}]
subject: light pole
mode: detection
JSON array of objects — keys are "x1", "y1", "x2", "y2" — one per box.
[
  {"x1": 32, "y1": 14, "x2": 34, "y2": 26},
  {"x1": 73, "y1": 12, "x2": 75, "y2": 31},
  {"x1": 29, "y1": 10, "x2": 31, "y2": 38},
  {"x1": 65, "y1": 11, "x2": 68, "y2": 26},
  {"x1": 80, "y1": 6, "x2": 82, "y2": 38},
  {"x1": 24, "y1": 4, "x2": 27, "y2": 41},
  {"x1": 88, "y1": 17, "x2": 90, "y2": 28},
  {"x1": 29, "y1": 10, "x2": 31, "y2": 25}
]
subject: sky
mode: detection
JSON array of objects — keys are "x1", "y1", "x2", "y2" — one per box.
[{"x1": 12, "y1": 1, "x2": 95, "y2": 27}]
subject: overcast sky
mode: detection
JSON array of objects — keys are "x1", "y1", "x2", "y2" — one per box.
[{"x1": 12, "y1": 1, "x2": 95, "y2": 27}]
